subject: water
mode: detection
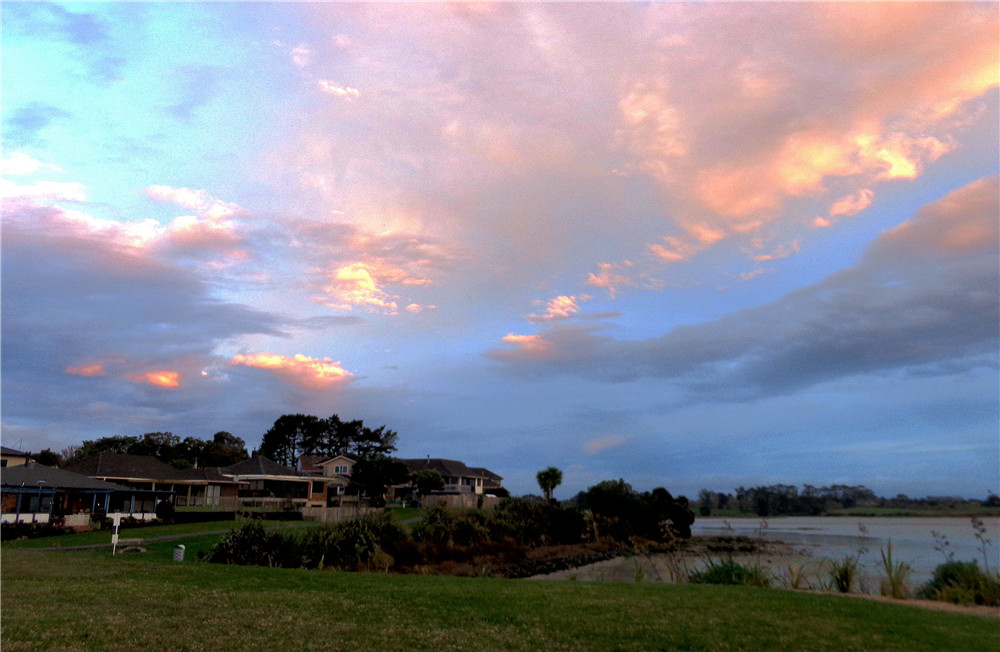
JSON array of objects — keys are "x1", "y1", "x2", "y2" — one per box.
[{"x1": 692, "y1": 516, "x2": 999, "y2": 586}]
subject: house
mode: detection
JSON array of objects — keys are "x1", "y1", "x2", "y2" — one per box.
[
  {"x1": 219, "y1": 456, "x2": 346, "y2": 507},
  {"x1": 1, "y1": 446, "x2": 32, "y2": 468},
  {"x1": 64, "y1": 453, "x2": 242, "y2": 508},
  {"x1": 396, "y1": 458, "x2": 503, "y2": 496},
  {"x1": 1, "y1": 463, "x2": 170, "y2": 525}
]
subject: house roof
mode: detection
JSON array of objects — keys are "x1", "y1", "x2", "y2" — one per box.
[
  {"x1": 297, "y1": 455, "x2": 327, "y2": 474},
  {"x1": 1, "y1": 463, "x2": 129, "y2": 491},
  {"x1": 468, "y1": 467, "x2": 504, "y2": 485},
  {"x1": 221, "y1": 456, "x2": 302, "y2": 478},
  {"x1": 398, "y1": 458, "x2": 497, "y2": 480},
  {"x1": 1, "y1": 446, "x2": 31, "y2": 457},
  {"x1": 64, "y1": 453, "x2": 240, "y2": 484}
]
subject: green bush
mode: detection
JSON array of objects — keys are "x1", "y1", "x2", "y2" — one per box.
[
  {"x1": 690, "y1": 559, "x2": 771, "y2": 587},
  {"x1": 204, "y1": 521, "x2": 282, "y2": 566},
  {"x1": 828, "y1": 556, "x2": 859, "y2": 593},
  {"x1": 917, "y1": 560, "x2": 1000, "y2": 606}
]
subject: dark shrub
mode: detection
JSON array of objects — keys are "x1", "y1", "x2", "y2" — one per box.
[
  {"x1": 204, "y1": 521, "x2": 281, "y2": 566},
  {"x1": 918, "y1": 560, "x2": 1000, "y2": 606},
  {"x1": 690, "y1": 559, "x2": 770, "y2": 587},
  {"x1": 154, "y1": 500, "x2": 175, "y2": 523}
]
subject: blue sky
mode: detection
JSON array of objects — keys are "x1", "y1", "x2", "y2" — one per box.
[{"x1": 3, "y1": 2, "x2": 998, "y2": 499}]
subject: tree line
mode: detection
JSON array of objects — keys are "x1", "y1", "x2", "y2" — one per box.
[
  {"x1": 696, "y1": 484, "x2": 999, "y2": 516},
  {"x1": 34, "y1": 412, "x2": 399, "y2": 472}
]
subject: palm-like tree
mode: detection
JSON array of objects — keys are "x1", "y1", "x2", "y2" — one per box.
[{"x1": 536, "y1": 466, "x2": 563, "y2": 503}]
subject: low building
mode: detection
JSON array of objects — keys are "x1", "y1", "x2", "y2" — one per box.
[
  {"x1": 1, "y1": 463, "x2": 170, "y2": 525},
  {"x1": 1, "y1": 446, "x2": 32, "y2": 468},
  {"x1": 220, "y1": 456, "x2": 347, "y2": 507},
  {"x1": 65, "y1": 453, "x2": 242, "y2": 508},
  {"x1": 396, "y1": 458, "x2": 503, "y2": 497}
]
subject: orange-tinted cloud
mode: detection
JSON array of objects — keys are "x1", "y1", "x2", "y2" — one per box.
[
  {"x1": 528, "y1": 295, "x2": 590, "y2": 322},
  {"x1": 230, "y1": 352, "x2": 353, "y2": 390},
  {"x1": 130, "y1": 370, "x2": 181, "y2": 388},
  {"x1": 65, "y1": 363, "x2": 105, "y2": 377},
  {"x1": 829, "y1": 189, "x2": 874, "y2": 218},
  {"x1": 582, "y1": 435, "x2": 626, "y2": 455},
  {"x1": 585, "y1": 261, "x2": 634, "y2": 299},
  {"x1": 501, "y1": 333, "x2": 551, "y2": 357}
]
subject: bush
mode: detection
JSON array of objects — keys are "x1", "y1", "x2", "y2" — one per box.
[
  {"x1": 154, "y1": 500, "x2": 175, "y2": 523},
  {"x1": 917, "y1": 560, "x2": 1000, "y2": 606},
  {"x1": 690, "y1": 559, "x2": 770, "y2": 587},
  {"x1": 204, "y1": 521, "x2": 281, "y2": 566},
  {"x1": 828, "y1": 556, "x2": 859, "y2": 593}
]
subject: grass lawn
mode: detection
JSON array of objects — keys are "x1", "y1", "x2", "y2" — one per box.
[{"x1": 2, "y1": 546, "x2": 996, "y2": 652}]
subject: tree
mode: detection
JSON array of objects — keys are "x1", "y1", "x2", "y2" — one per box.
[
  {"x1": 536, "y1": 466, "x2": 563, "y2": 503},
  {"x1": 201, "y1": 431, "x2": 249, "y2": 467},
  {"x1": 349, "y1": 458, "x2": 410, "y2": 507},
  {"x1": 411, "y1": 469, "x2": 445, "y2": 496},
  {"x1": 260, "y1": 414, "x2": 399, "y2": 466},
  {"x1": 34, "y1": 449, "x2": 61, "y2": 467},
  {"x1": 259, "y1": 414, "x2": 322, "y2": 466}
]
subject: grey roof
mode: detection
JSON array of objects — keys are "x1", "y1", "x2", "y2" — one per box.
[
  {"x1": 1, "y1": 464, "x2": 128, "y2": 491},
  {"x1": 1, "y1": 446, "x2": 31, "y2": 457},
  {"x1": 221, "y1": 456, "x2": 302, "y2": 478},
  {"x1": 398, "y1": 458, "x2": 499, "y2": 480},
  {"x1": 64, "y1": 453, "x2": 240, "y2": 484}
]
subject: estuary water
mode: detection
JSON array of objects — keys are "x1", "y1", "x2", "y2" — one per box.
[{"x1": 692, "y1": 515, "x2": 1000, "y2": 586}]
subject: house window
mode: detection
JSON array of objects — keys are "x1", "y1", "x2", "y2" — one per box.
[
  {"x1": 334, "y1": 465, "x2": 349, "y2": 475},
  {"x1": 312, "y1": 481, "x2": 324, "y2": 494},
  {"x1": 446, "y1": 477, "x2": 457, "y2": 485}
]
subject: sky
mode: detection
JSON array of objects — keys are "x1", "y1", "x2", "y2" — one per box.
[{"x1": 2, "y1": 2, "x2": 998, "y2": 500}]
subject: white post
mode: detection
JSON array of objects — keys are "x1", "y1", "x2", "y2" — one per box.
[{"x1": 110, "y1": 513, "x2": 123, "y2": 555}]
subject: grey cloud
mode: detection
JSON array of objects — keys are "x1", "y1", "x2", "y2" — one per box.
[
  {"x1": 488, "y1": 177, "x2": 1000, "y2": 400},
  {"x1": 1, "y1": 204, "x2": 285, "y2": 430},
  {"x1": 3, "y1": 103, "x2": 70, "y2": 147},
  {"x1": 166, "y1": 65, "x2": 222, "y2": 121}
]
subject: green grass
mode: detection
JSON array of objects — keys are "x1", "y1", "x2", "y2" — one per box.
[
  {"x1": 2, "y1": 548, "x2": 996, "y2": 652},
  {"x1": 1, "y1": 520, "x2": 316, "y2": 550}
]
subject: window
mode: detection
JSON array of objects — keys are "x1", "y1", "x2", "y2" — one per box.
[
  {"x1": 312, "y1": 481, "x2": 324, "y2": 494},
  {"x1": 334, "y1": 465, "x2": 349, "y2": 475}
]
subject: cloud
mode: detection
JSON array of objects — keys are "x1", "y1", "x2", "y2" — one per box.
[
  {"x1": 829, "y1": 189, "x2": 874, "y2": 218},
  {"x1": 130, "y1": 370, "x2": 182, "y2": 389},
  {"x1": 144, "y1": 185, "x2": 241, "y2": 221},
  {"x1": 291, "y1": 44, "x2": 313, "y2": 68},
  {"x1": 585, "y1": 262, "x2": 635, "y2": 298},
  {"x1": 582, "y1": 435, "x2": 627, "y2": 455},
  {"x1": 230, "y1": 353, "x2": 353, "y2": 390},
  {"x1": 1, "y1": 179, "x2": 87, "y2": 203},
  {"x1": 528, "y1": 295, "x2": 591, "y2": 322},
  {"x1": 1, "y1": 152, "x2": 63, "y2": 176},
  {"x1": 1, "y1": 199, "x2": 286, "y2": 429},
  {"x1": 65, "y1": 363, "x2": 106, "y2": 377},
  {"x1": 488, "y1": 177, "x2": 999, "y2": 398},
  {"x1": 318, "y1": 81, "x2": 360, "y2": 100}
]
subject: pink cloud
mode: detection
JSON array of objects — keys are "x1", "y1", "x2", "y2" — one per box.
[
  {"x1": 129, "y1": 370, "x2": 182, "y2": 389},
  {"x1": 65, "y1": 363, "x2": 106, "y2": 377},
  {"x1": 528, "y1": 295, "x2": 590, "y2": 322},
  {"x1": 582, "y1": 436, "x2": 626, "y2": 455},
  {"x1": 144, "y1": 185, "x2": 241, "y2": 221},
  {"x1": 829, "y1": 189, "x2": 874, "y2": 218},
  {"x1": 585, "y1": 262, "x2": 634, "y2": 299},
  {"x1": 230, "y1": 353, "x2": 353, "y2": 390}
]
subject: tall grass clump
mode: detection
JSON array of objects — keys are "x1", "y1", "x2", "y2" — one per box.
[
  {"x1": 827, "y1": 556, "x2": 859, "y2": 593},
  {"x1": 690, "y1": 558, "x2": 771, "y2": 587},
  {"x1": 917, "y1": 560, "x2": 1000, "y2": 606},
  {"x1": 878, "y1": 539, "x2": 912, "y2": 599}
]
